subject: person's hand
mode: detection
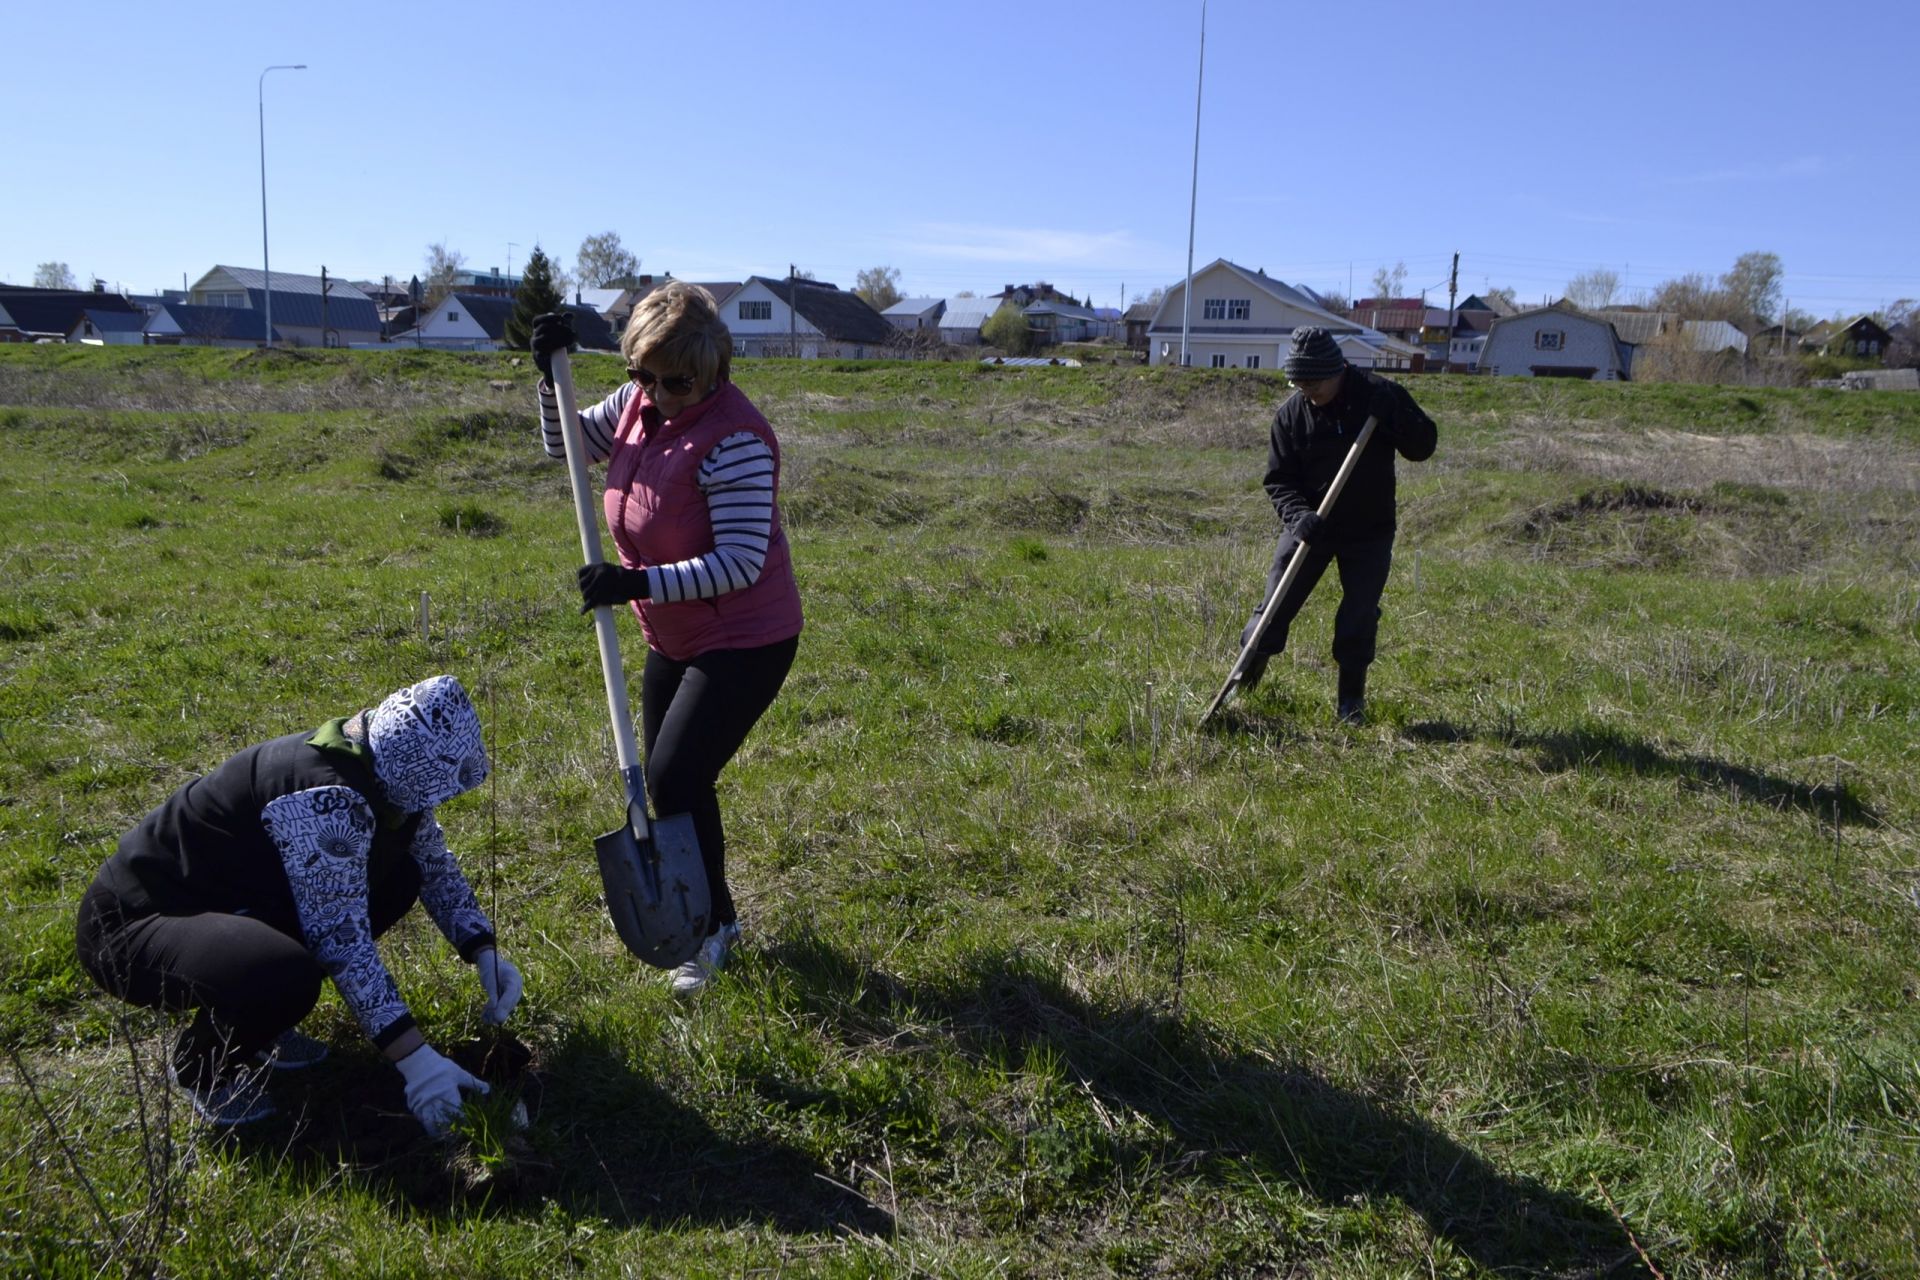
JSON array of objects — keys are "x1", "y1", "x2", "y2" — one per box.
[
  {"x1": 394, "y1": 1044, "x2": 489, "y2": 1137},
  {"x1": 530, "y1": 311, "x2": 577, "y2": 381},
  {"x1": 1290, "y1": 511, "x2": 1328, "y2": 544},
  {"x1": 577, "y1": 563, "x2": 651, "y2": 612},
  {"x1": 474, "y1": 948, "x2": 522, "y2": 1026}
]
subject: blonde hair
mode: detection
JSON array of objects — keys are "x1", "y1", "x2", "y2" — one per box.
[{"x1": 622, "y1": 282, "x2": 731, "y2": 389}]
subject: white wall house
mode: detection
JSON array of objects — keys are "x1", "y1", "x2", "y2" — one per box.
[
  {"x1": 882, "y1": 297, "x2": 945, "y2": 331},
  {"x1": 1146, "y1": 259, "x2": 1362, "y2": 370},
  {"x1": 407, "y1": 294, "x2": 513, "y2": 350},
  {"x1": 66, "y1": 309, "x2": 149, "y2": 345},
  {"x1": 724, "y1": 276, "x2": 895, "y2": 359},
  {"x1": 186, "y1": 265, "x2": 382, "y2": 347},
  {"x1": 1481, "y1": 301, "x2": 1629, "y2": 380},
  {"x1": 937, "y1": 298, "x2": 999, "y2": 346}
]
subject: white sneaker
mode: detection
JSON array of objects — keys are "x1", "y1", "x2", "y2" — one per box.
[{"x1": 670, "y1": 922, "x2": 741, "y2": 997}]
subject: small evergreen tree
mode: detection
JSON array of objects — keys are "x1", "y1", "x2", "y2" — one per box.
[{"x1": 506, "y1": 245, "x2": 565, "y2": 351}]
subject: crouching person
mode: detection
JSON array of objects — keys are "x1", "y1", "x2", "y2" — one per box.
[{"x1": 74, "y1": 675, "x2": 524, "y2": 1132}]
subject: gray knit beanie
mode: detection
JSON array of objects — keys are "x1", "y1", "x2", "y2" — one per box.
[{"x1": 1283, "y1": 327, "x2": 1346, "y2": 382}]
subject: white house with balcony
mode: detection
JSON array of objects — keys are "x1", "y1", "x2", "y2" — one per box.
[{"x1": 1145, "y1": 259, "x2": 1365, "y2": 370}]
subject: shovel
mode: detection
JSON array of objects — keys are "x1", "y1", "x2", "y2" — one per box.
[
  {"x1": 1199, "y1": 416, "x2": 1378, "y2": 726},
  {"x1": 548, "y1": 348, "x2": 711, "y2": 968}
]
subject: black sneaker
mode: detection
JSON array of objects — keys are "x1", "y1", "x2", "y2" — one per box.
[
  {"x1": 1237, "y1": 652, "x2": 1269, "y2": 691},
  {"x1": 168, "y1": 1061, "x2": 277, "y2": 1127},
  {"x1": 254, "y1": 1028, "x2": 329, "y2": 1071},
  {"x1": 1336, "y1": 698, "x2": 1365, "y2": 726}
]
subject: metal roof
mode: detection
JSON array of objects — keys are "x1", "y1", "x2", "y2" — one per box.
[
  {"x1": 244, "y1": 289, "x2": 381, "y2": 332},
  {"x1": 75, "y1": 308, "x2": 148, "y2": 333},
  {"x1": 210, "y1": 265, "x2": 373, "y2": 301},
  {"x1": 152, "y1": 304, "x2": 279, "y2": 341},
  {"x1": 938, "y1": 299, "x2": 1001, "y2": 329},
  {"x1": 882, "y1": 297, "x2": 943, "y2": 316}
]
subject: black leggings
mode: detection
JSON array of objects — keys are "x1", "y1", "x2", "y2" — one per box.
[
  {"x1": 74, "y1": 859, "x2": 420, "y2": 1087},
  {"x1": 641, "y1": 636, "x2": 798, "y2": 934}
]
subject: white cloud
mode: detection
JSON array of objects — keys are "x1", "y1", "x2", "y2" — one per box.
[
  {"x1": 1672, "y1": 155, "x2": 1830, "y2": 185},
  {"x1": 894, "y1": 223, "x2": 1144, "y2": 265}
]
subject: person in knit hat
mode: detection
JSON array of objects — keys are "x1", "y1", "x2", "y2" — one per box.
[
  {"x1": 75, "y1": 676, "x2": 524, "y2": 1130},
  {"x1": 1237, "y1": 327, "x2": 1437, "y2": 722}
]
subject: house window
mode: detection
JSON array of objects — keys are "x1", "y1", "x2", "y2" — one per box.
[
  {"x1": 448, "y1": 310, "x2": 460, "y2": 323},
  {"x1": 1535, "y1": 330, "x2": 1565, "y2": 351},
  {"x1": 739, "y1": 300, "x2": 772, "y2": 321},
  {"x1": 1227, "y1": 299, "x2": 1251, "y2": 320},
  {"x1": 1203, "y1": 298, "x2": 1225, "y2": 320},
  {"x1": 1868, "y1": 339, "x2": 1880, "y2": 355},
  {"x1": 1246, "y1": 355, "x2": 1260, "y2": 369},
  {"x1": 1210, "y1": 354, "x2": 1227, "y2": 368}
]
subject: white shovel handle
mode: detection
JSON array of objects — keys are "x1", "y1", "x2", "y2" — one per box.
[{"x1": 549, "y1": 349, "x2": 644, "y2": 776}]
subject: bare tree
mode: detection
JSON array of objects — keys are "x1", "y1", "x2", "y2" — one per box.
[
  {"x1": 1369, "y1": 261, "x2": 1408, "y2": 301},
  {"x1": 954, "y1": 290, "x2": 977, "y2": 299},
  {"x1": 1564, "y1": 267, "x2": 1621, "y2": 311},
  {"x1": 1131, "y1": 286, "x2": 1167, "y2": 307},
  {"x1": 1648, "y1": 272, "x2": 1732, "y2": 321},
  {"x1": 855, "y1": 265, "x2": 903, "y2": 311},
  {"x1": 422, "y1": 242, "x2": 466, "y2": 307},
  {"x1": 1482, "y1": 285, "x2": 1520, "y2": 313},
  {"x1": 575, "y1": 231, "x2": 640, "y2": 288},
  {"x1": 1720, "y1": 250, "x2": 1784, "y2": 324},
  {"x1": 33, "y1": 262, "x2": 77, "y2": 290}
]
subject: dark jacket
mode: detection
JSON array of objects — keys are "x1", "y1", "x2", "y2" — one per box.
[
  {"x1": 1263, "y1": 366, "x2": 1436, "y2": 541},
  {"x1": 98, "y1": 731, "x2": 426, "y2": 937}
]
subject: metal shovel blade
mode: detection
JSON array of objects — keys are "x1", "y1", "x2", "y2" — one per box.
[{"x1": 594, "y1": 819, "x2": 709, "y2": 969}]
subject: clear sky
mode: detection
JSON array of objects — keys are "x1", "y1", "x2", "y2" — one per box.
[{"x1": 4, "y1": 0, "x2": 1914, "y2": 319}]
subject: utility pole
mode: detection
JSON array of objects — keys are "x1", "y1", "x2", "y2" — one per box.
[
  {"x1": 788, "y1": 263, "x2": 797, "y2": 358},
  {"x1": 1446, "y1": 251, "x2": 1458, "y2": 369},
  {"x1": 320, "y1": 264, "x2": 331, "y2": 347}
]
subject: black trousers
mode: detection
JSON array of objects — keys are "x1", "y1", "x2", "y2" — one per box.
[
  {"x1": 641, "y1": 636, "x2": 798, "y2": 935},
  {"x1": 74, "y1": 858, "x2": 420, "y2": 1087},
  {"x1": 1242, "y1": 533, "x2": 1395, "y2": 671}
]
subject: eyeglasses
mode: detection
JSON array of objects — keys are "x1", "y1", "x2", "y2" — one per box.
[{"x1": 627, "y1": 366, "x2": 698, "y2": 396}]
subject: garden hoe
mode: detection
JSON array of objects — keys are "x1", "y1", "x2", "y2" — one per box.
[
  {"x1": 549, "y1": 348, "x2": 711, "y2": 967},
  {"x1": 1199, "y1": 416, "x2": 1378, "y2": 726}
]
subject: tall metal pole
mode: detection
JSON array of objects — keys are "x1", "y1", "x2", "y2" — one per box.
[
  {"x1": 1179, "y1": 0, "x2": 1206, "y2": 368},
  {"x1": 258, "y1": 64, "x2": 306, "y2": 349}
]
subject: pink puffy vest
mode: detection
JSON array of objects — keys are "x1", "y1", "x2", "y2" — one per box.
[{"x1": 604, "y1": 382, "x2": 804, "y2": 661}]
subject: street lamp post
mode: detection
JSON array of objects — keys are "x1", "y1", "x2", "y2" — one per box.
[{"x1": 259, "y1": 63, "x2": 306, "y2": 349}]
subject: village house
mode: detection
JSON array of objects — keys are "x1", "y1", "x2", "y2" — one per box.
[
  {"x1": 186, "y1": 266, "x2": 382, "y2": 348},
  {"x1": 724, "y1": 276, "x2": 894, "y2": 359}
]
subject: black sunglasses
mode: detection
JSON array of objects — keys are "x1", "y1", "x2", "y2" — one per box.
[{"x1": 627, "y1": 366, "x2": 698, "y2": 396}]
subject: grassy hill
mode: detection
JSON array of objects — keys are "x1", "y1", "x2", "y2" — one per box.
[{"x1": 2, "y1": 346, "x2": 1917, "y2": 1277}]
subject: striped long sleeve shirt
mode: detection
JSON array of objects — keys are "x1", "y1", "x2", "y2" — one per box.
[{"x1": 539, "y1": 380, "x2": 776, "y2": 602}]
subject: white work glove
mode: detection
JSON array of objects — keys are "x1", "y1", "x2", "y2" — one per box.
[
  {"x1": 394, "y1": 1044, "x2": 489, "y2": 1138},
  {"x1": 474, "y1": 947, "x2": 523, "y2": 1026}
]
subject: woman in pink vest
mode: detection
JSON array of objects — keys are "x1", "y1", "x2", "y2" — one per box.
[{"x1": 530, "y1": 285, "x2": 803, "y2": 995}]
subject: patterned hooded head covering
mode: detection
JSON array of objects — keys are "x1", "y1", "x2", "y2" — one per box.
[{"x1": 366, "y1": 675, "x2": 489, "y2": 813}]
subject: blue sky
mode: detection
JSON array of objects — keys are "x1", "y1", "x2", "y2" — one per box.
[{"x1": 4, "y1": 0, "x2": 1915, "y2": 318}]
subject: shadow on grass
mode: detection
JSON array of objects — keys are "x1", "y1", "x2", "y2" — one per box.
[
  {"x1": 763, "y1": 935, "x2": 1648, "y2": 1276},
  {"x1": 222, "y1": 1029, "x2": 892, "y2": 1237},
  {"x1": 1405, "y1": 718, "x2": 1876, "y2": 825}
]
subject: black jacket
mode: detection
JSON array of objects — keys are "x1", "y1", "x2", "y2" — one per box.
[
  {"x1": 99, "y1": 731, "x2": 425, "y2": 939},
  {"x1": 1263, "y1": 366, "x2": 1436, "y2": 541}
]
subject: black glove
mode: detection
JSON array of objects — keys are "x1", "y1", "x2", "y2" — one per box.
[
  {"x1": 1289, "y1": 511, "x2": 1327, "y2": 545},
  {"x1": 577, "y1": 562, "x2": 650, "y2": 612},
  {"x1": 531, "y1": 311, "x2": 577, "y2": 381}
]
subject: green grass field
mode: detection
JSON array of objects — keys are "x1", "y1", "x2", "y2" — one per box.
[{"x1": 2, "y1": 345, "x2": 1917, "y2": 1277}]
